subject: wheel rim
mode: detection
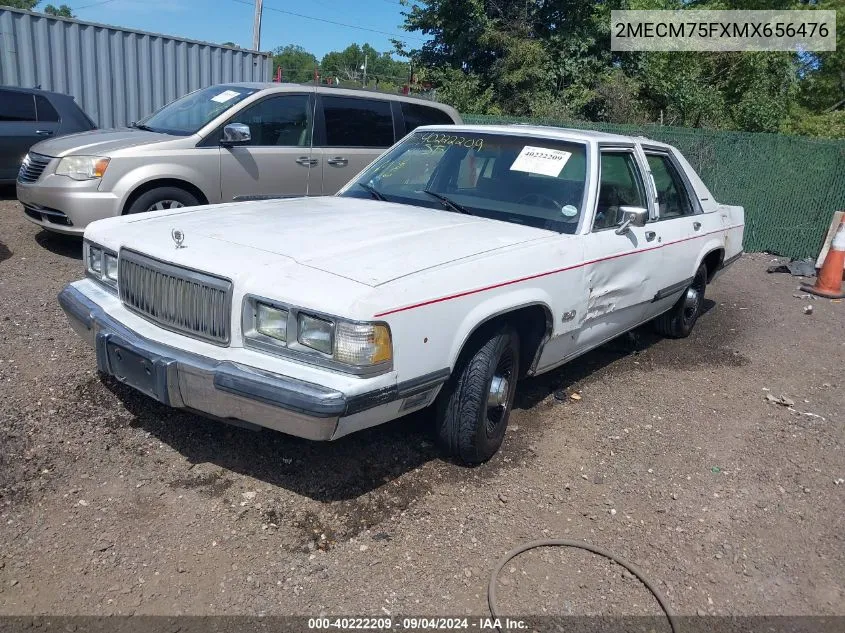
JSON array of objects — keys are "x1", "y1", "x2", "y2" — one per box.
[
  {"x1": 485, "y1": 348, "x2": 515, "y2": 437},
  {"x1": 682, "y1": 274, "x2": 705, "y2": 324},
  {"x1": 146, "y1": 199, "x2": 185, "y2": 212}
]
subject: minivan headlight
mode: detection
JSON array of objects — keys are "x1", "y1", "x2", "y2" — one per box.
[
  {"x1": 56, "y1": 156, "x2": 110, "y2": 180},
  {"x1": 244, "y1": 297, "x2": 392, "y2": 375},
  {"x1": 84, "y1": 241, "x2": 118, "y2": 290}
]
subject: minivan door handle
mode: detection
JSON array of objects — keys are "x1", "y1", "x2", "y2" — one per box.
[
  {"x1": 35, "y1": 130, "x2": 54, "y2": 136},
  {"x1": 326, "y1": 157, "x2": 348, "y2": 167},
  {"x1": 295, "y1": 156, "x2": 318, "y2": 167}
]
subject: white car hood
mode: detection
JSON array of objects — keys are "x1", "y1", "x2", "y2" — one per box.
[{"x1": 112, "y1": 197, "x2": 554, "y2": 286}]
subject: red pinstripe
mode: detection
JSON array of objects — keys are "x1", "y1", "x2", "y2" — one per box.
[{"x1": 373, "y1": 224, "x2": 744, "y2": 318}]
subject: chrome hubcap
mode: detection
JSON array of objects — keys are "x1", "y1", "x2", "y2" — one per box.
[
  {"x1": 147, "y1": 200, "x2": 185, "y2": 212},
  {"x1": 684, "y1": 287, "x2": 700, "y2": 311},
  {"x1": 488, "y1": 375, "x2": 510, "y2": 409}
]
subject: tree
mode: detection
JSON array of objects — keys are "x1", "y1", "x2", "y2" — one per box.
[
  {"x1": 320, "y1": 43, "x2": 408, "y2": 86},
  {"x1": 6, "y1": 1, "x2": 74, "y2": 17},
  {"x1": 5, "y1": 0, "x2": 39, "y2": 9},
  {"x1": 44, "y1": 4, "x2": 73, "y2": 17},
  {"x1": 272, "y1": 45, "x2": 318, "y2": 83}
]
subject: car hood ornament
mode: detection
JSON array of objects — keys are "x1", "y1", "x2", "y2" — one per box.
[{"x1": 171, "y1": 228, "x2": 185, "y2": 249}]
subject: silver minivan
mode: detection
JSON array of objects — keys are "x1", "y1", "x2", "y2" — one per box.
[{"x1": 16, "y1": 83, "x2": 460, "y2": 235}]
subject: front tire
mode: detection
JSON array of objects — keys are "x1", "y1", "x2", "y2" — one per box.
[
  {"x1": 125, "y1": 187, "x2": 200, "y2": 215},
  {"x1": 436, "y1": 327, "x2": 520, "y2": 465},
  {"x1": 653, "y1": 263, "x2": 707, "y2": 338}
]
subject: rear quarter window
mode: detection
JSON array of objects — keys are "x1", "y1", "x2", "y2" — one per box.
[
  {"x1": 35, "y1": 95, "x2": 60, "y2": 122},
  {"x1": 401, "y1": 102, "x2": 455, "y2": 134}
]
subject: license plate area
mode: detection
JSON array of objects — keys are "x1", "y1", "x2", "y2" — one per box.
[{"x1": 106, "y1": 341, "x2": 163, "y2": 402}]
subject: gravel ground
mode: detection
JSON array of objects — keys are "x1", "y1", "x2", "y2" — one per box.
[{"x1": 0, "y1": 192, "x2": 843, "y2": 619}]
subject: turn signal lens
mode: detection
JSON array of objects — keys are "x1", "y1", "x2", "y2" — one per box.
[{"x1": 334, "y1": 322, "x2": 392, "y2": 366}]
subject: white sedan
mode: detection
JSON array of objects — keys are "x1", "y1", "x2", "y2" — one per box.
[{"x1": 59, "y1": 124, "x2": 744, "y2": 464}]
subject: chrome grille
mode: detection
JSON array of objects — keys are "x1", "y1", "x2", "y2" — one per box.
[
  {"x1": 17, "y1": 153, "x2": 52, "y2": 183},
  {"x1": 118, "y1": 250, "x2": 232, "y2": 345}
]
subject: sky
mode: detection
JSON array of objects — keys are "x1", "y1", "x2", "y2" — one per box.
[{"x1": 68, "y1": 0, "x2": 424, "y2": 59}]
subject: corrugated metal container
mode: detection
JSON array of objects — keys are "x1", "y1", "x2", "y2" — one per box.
[{"x1": 0, "y1": 7, "x2": 273, "y2": 128}]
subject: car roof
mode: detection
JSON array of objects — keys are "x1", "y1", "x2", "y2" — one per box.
[
  {"x1": 415, "y1": 123, "x2": 673, "y2": 148},
  {"x1": 0, "y1": 85, "x2": 73, "y2": 99},
  {"x1": 219, "y1": 82, "x2": 459, "y2": 110}
]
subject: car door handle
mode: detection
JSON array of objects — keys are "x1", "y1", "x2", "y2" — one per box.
[
  {"x1": 645, "y1": 231, "x2": 657, "y2": 242},
  {"x1": 326, "y1": 156, "x2": 348, "y2": 167},
  {"x1": 295, "y1": 156, "x2": 318, "y2": 166},
  {"x1": 35, "y1": 130, "x2": 54, "y2": 136},
  {"x1": 693, "y1": 222, "x2": 701, "y2": 231}
]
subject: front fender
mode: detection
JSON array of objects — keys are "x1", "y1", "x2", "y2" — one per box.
[
  {"x1": 447, "y1": 288, "x2": 555, "y2": 371},
  {"x1": 108, "y1": 162, "x2": 217, "y2": 211}
]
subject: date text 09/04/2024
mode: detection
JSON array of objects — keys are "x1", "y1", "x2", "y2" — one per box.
[{"x1": 307, "y1": 617, "x2": 527, "y2": 630}]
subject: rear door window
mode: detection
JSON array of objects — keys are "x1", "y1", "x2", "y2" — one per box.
[
  {"x1": 35, "y1": 95, "x2": 60, "y2": 122},
  {"x1": 0, "y1": 91, "x2": 37, "y2": 122},
  {"x1": 646, "y1": 154, "x2": 695, "y2": 218},
  {"x1": 322, "y1": 96, "x2": 394, "y2": 147},
  {"x1": 401, "y1": 102, "x2": 454, "y2": 134}
]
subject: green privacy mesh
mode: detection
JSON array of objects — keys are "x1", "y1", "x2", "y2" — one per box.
[{"x1": 463, "y1": 114, "x2": 845, "y2": 259}]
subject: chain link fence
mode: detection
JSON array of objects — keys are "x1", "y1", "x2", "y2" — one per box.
[{"x1": 463, "y1": 114, "x2": 845, "y2": 259}]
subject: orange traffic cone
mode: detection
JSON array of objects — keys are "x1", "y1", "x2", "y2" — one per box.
[{"x1": 802, "y1": 215, "x2": 845, "y2": 298}]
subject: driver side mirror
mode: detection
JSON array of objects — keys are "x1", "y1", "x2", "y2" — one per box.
[
  {"x1": 221, "y1": 123, "x2": 251, "y2": 146},
  {"x1": 615, "y1": 206, "x2": 648, "y2": 235}
]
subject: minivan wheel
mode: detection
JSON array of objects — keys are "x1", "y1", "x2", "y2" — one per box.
[
  {"x1": 435, "y1": 326, "x2": 520, "y2": 465},
  {"x1": 125, "y1": 187, "x2": 200, "y2": 215}
]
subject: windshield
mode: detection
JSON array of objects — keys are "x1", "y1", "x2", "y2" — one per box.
[
  {"x1": 137, "y1": 85, "x2": 259, "y2": 135},
  {"x1": 339, "y1": 130, "x2": 588, "y2": 233}
]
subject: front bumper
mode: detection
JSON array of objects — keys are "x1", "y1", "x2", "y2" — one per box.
[
  {"x1": 58, "y1": 285, "x2": 350, "y2": 440},
  {"x1": 17, "y1": 176, "x2": 120, "y2": 236}
]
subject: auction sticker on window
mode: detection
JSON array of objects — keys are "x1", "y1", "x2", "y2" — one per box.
[
  {"x1": 510, "y1": 146, "x2": 572, "y2": 177},
  {"x1": 211, "y1": 89, "x2": 241, "y2": 103}
]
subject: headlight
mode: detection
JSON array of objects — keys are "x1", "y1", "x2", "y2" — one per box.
[
  {"x1": 56, "y1": 156, "x2": 110, "y2": 180},
  {"x1": 297, "y1": 314, "x2": 333, "y2": 354},
  {"x1": 256, "y1": 303, "x2": 288, "y2": 342},
  {"x1": 243, "y1": 297, "x2": 393, "y2": 375},
  {"x1": 84, "y1": 241, "x2": 118, "y2": 290}
]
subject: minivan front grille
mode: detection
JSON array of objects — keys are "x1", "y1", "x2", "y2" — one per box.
[
  {"x1": 118, "y1": 250, "x2": 232, "y2": 345},
  {"x1": 17, "y1": 153, "x2": 52, "y2": 183}
]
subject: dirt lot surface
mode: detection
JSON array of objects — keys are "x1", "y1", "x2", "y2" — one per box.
[{"x1": 0, "y1": 193, "x2": 843, "y2": 620}]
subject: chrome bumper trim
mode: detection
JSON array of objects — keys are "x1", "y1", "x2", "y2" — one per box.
[{"x1": 58, "y1": 285, "x2": 347, "y2": 440}]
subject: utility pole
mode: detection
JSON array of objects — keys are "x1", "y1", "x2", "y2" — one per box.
[
  {"x1": 361, "y1": 54, "x2": 368, "y2": 87},
  {"x1": 252, "y1": 0, "x2": 263, "y2": 51}
]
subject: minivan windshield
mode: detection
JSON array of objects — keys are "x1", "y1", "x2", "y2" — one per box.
[
  {"x1": 339, "y1": 131, "x2": 588, "y2": 233},
  {"x1": 136, "y1": 85, "x2": 259, "y2": 135}
]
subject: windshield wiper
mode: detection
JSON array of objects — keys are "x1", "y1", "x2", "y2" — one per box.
[
  {"x1": 131, "y1": 122, "x2": 155, "y2": 132},
  {"x1": 421, "y1": 189, "x2": 472, "y2": 215},
  {"x1": 358, "y1": 182, "x2": 388, "y2": 201}
]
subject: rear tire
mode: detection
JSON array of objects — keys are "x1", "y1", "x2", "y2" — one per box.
[
  {"x1": 435, "y1": 327, "x2": 520, "y2": 465},
  {"x1": 125, "y1": 187, "x2": 200, "y2": 215},
  {"x1": 653, "y1": 263, "x2": 707, "y2": 338}
]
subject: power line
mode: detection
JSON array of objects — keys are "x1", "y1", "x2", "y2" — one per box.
[
  {"x1": 228, "y1": 0, "x2": 426, "y2": 43},
  {"x1": 73, "y1": 0, "x2": 117, "y2": 10}
]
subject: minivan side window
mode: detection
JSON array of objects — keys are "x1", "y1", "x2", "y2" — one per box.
[
  {"x1": 228, "y1": 95, "x2": 312, "y2": 146},
  {"x1": 401, "y1": 102, "x2": 453, "y2": 134},
  {"x1": 0, "y1": 91, "x2": 37, "y2": 122},
  {"x1": 35, "y1": 95, "x2": 60, "y2": 122},
  {"x1": 322, "y1": 96, "x2": 394, "y2": 147}
]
